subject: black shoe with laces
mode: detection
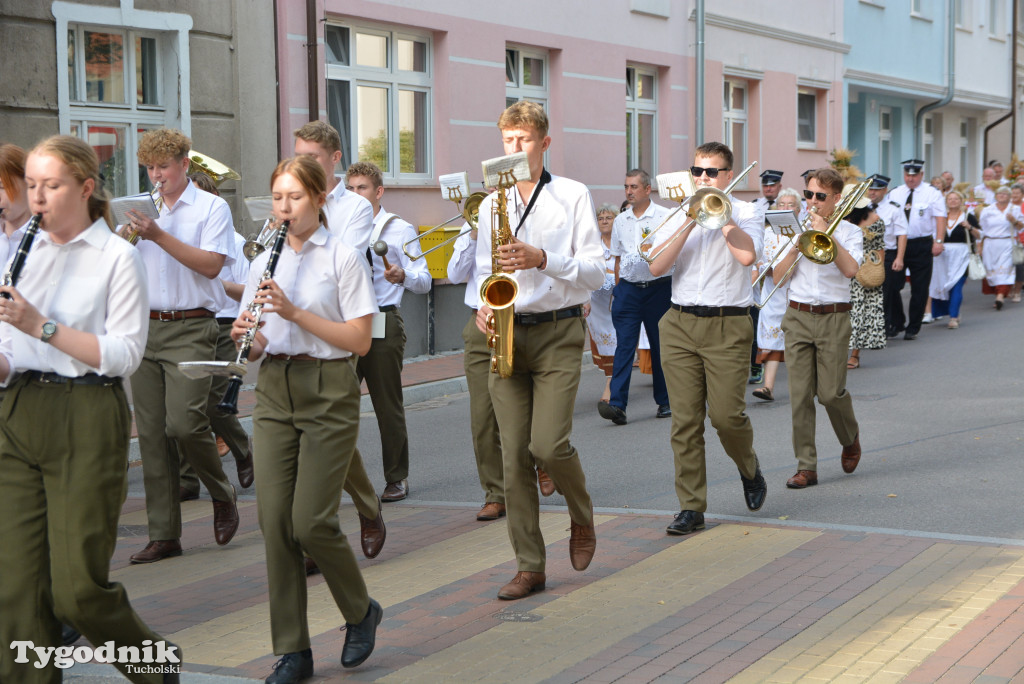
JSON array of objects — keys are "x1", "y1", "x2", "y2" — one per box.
[
  {"x1": 666, "y1": 510, "x2": 705, "y2": 536},
  {"x1": 656, "y1": 404, "x2": 671, "y2": 419},
  {"x1": 265, "y1": 649, "x2": 313, "y2": 684},
  {"x1": 740, "y1": 464, "x2": 768, "y2": 511},
  {"x1": 342, "y1": 598, "x2": 383, "y2": 668}
]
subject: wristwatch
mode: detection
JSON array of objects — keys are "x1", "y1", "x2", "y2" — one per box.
[
  {"x1": 935, "y1": 239, "x2": 944, "y2": 243},
  {"x1": 40, "y1": 319, "x2": 57, "y2": 343}
]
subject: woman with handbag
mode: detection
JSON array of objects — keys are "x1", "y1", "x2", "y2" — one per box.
[
  {"x1": 847, "y1": 203, "x2": 886, "y2": 369},
  {"x1": 978, "y1": 186, "x2": 1024, "y2": 310},
  {"x1": 930, "y1": 191, "x2": 978, "y2": 328}
]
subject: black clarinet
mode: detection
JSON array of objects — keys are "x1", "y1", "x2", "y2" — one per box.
[
  {"x1": 1, "y1": 214, "x2": 43, "y2": 299},
  {"x1": 217, "y1": 220, "x2": 289, "y2": 414}
]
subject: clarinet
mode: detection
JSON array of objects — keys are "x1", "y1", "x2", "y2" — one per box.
[
  {"x1": 1, "y1": 214, "x2": 43, "y2": 299},
  {"x1": 217, "y1": 219, "x2": 290, "y2": 415}
]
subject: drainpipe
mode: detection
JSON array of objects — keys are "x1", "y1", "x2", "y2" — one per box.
[
  {"x1": 273, "y1": 0, "x2": 282, "y2": 155},
  {"x1": 695, "y1": 0, "x2": 705, "y2": 146},
  {"x1": 984, "y1": 0, "x2": 1018, "y2": 164},
  {"x1": 306, "y1": 0, "x2": 319, "y2": 121},
  {"x1": 915, "y1": 0, "x2": 955, "y2": 159}
]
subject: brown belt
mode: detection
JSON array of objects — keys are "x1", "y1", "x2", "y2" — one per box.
[
  {"x1": 266, "y1": 353, "x2": 319, "y2": 362},
  {"x1": 150, "y1": 308, "x2": 214, "y2": 321},
  {"x1": 788, "y1": 301, "x2": 852, "y2": 314}
]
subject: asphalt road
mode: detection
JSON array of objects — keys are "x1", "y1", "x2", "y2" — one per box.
[{"x1": 126, "y1": 283, "x2": 1024, "y2": 542}]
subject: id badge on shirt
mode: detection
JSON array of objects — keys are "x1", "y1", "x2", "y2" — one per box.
[{"x1": 371, "y1": 311, "x2": 387, "y2": 338}]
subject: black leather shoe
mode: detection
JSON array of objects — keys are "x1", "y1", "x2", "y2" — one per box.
[
  {"x1": 598, "y1": 401, "x2": 627, "y2": 425},
  {"x1": 904, "y1": 332, "x2": 917, "y2": 340},
  {"x1": 656, "y1": 404, "x2": 671, "y2": 419},
  {"x1": 741, "y1": 464, "x2": 767, "y2": 511},
  {"x1": 61, "y1": 624, "x2": 81, "y2": 646},
  {"x1": 341, "y1": 598, "x2": 382, "y2": 668},
  {"x1": 265, "y1": 648, "x2": 313, "y2": 683},
  {"x1": 666, "y1": 510, "x2": 705, "y2": 536}
]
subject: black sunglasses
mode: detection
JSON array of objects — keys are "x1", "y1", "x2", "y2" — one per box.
[
  {"x1": 690, "y1": 166, "x2": 730, "y2": 179},
  {"x1": 803, "y1": 190, "x2": 829, "y2": 202}
]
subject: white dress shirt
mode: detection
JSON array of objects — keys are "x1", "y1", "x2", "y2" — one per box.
[
  {"x1": 0, "y1": 219, "x2": 148, "y2": 380},
  {"x1": 610, "y1": 200, "x2": 673, "y2": 282},
  {"x1": 784, "y1": 219, "x2": 864, "y2": 305},
  {"x1": 872, "y1": 200, "x2": 907, "y2": 251},
  {"x1": 446, "y1": 225, "x2": 480, "y2": 309},
  {"x1": 136, "y1": 180, "x2": 235, "y2": 311},
  {"x1": 213, "y1": 231, "x2": 249, "y2": 319},
  {"x1": 242, "y1": 226, "x2": 377, "y2": 359},
  {"x1": 0, "y1": 219, "x2": 28, "y2": 271},
  {"x1": 475, "y1": 174, "x2": 605, "y2": 313},
  {"x1": 667, "y1": 196, "x2": 764, "y2": 307},
  {"x1": 974, "y1": 183, "x2": 996, "y2": 205},
  {"x1": 979, "y1": 204, "x2": 1024, "y2": 239},
  {"x1": 325, "y1": 179, "x2": 374, "y2": 252},
  {"x1": 369, "y1": 209, "x2": 432, "y2": 307},
  {"x1": 886, "y1": 184, "x2": 946, "y2": 239}
]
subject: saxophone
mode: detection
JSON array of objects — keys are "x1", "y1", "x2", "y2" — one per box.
[{"x1": 479, "y1": 182, "x2": 519, "y2": 378}]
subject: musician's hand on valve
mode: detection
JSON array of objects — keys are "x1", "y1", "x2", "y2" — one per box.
[
  {"x1": 231, "y1": 308, "x2": 262, "y2": 343},
  {"x1": 0, "y1": 286, "x2": 44, "y2": 336},
  {"x1": 125, "y1": 209, "x2": 161, "y2": 241},
  {"x1": 476, "y1": 304, "x2": 493, "y2": 334},
  {"x1": 253, "y1": 278, "x2": 298, "y2": 321},
  {"x1": 497, "y1": 237, "x2": 543, "y2": 272}
]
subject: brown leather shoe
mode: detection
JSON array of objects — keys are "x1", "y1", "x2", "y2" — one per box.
[
  {"x1": 476, "y1": 502, "x2": 506, "y2": 521},
  {"x1": 786, "y1": 470, "x2": 818, "y2": 489},
  {"x1": 304, "y1": 556, "x2": 321, "y2": 576},
  {"x1": 537, "y1": 467, "x2": 557, "y2": 497},
  {"x1": 235, "y1": 436, "x2": 254, "y2": 489},
  {"x1": 130, "y1": 539, "x2": 182, "y2": 564},
  {"x1": 359, "y1": 501, "x2": 386, "y2": 559},
  {"x1": 179, "y1": 487, "x2": 199, "y2": 502},
  {"x1": 381, "y1": 479, "x2": 408, "y2": 502},
  {"x1": 569, "y1": 507, "x2": 596, "y2": 571},
  {"x1": 497, "y1": 571, "x2": 546, "y2": 600},
  {"x1": 212, "y1": 486, "x2": 239, "y2": 545},
  {"x1": 841, "y1": 435, "x2": 861, "y2": 474}
]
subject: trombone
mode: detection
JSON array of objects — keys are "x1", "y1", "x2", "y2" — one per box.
[
  {"x1": 638, "y1": 161, "x2": 758, "y2": 263},
  {"x1": 402, "y1": 185, "x2": 487, "y2": 260},
  {"x1": 757, "y1": 179, "x2": 872, "y2": 306}
]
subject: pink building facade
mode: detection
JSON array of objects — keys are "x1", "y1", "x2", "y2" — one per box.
[{"x1": 274, "y1": 0, "x2": 845, "y2": 224}]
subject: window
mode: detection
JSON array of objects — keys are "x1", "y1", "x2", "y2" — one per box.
[
  {"x1": 923, "y1": 115, "x2": 934, "y2": 179},
  {"x1": 64, "y1": 25, "x2": 174, "y2": 198},
  {"x1": 626, "y1": 66, "x2": 657, "y2": 175},
  {"x1": 505, "y1": 46, "x2": 548, "y2": 109},
  {"x1": 879, "y1": 107, "x2": 893, "y2": 178},
  {"x1": 988, "y1": 0, "x2": 1004, "y2": 35},
  {"x1": 722, "y1": 80, "x2": 747, "y2": 168},
  {"x1": 797, "y1": 90, "x2": 817, "y2": 146},
  {"x1": 955, "y1": 0, "x2": 970, "y2": 28},
  {"x1": 326, "y1": 23, "x2": 431, "y2": 180},
  {"x1": 911, "y1": 0, "x2": 923, "y2": 14},
  {"x1": 959, "y1": 119, "x2": 969, "y2": 181}
]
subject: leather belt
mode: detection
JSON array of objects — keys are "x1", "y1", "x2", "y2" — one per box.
[
  {"x1": 379, "y1": 305, "x2": 398, "y2": 313},
  {"x1": 621, "y1": 276, "x2": 671, "y2": 289},
  {"x1": 266, "y1": 353, "x2": 319, "y2": 362},
  {"x1": 23, "y1": 371, "x2": 120, "y2": 386},
  {"x1": 788, "y1": 301, "x2": 852, "y2": 314},
  {"x1": 907, "y1": 236, "x2": 934, "y2": 242},
  {"x1": 150, "y1": 308, "x2": 214, "y2": 321},
  {"x1": 671, "y1": 304, "x2": 750, "y2": 317},
  {"x1": 514, "y1": 305, "x2": 583, "y2": 326}
]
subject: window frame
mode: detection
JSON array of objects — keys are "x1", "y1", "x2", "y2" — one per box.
[
  {"x1": 796, "y1": 89, "x2": 818, "y2": 148},
  {"x1": 53, "y1": 1, "x2": 192, "y2": 198},
  {"x1": 879, "y1": 106, "x2": 894, "y2": 179},
  {"x1": 325, "y1": 21, "x2": 433, "y2": 182},
  {"x1": 626, "y1": 65, "x2": 658, "y2": 176},
  {"x1": 722, "y1": 79, "x2": 748, "y2": 170},
  {"x1": 505, "y1": 45, "x2": 549, "y2": 110}
]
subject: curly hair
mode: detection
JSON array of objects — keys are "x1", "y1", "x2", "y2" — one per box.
[
  {"x1": 345, "y1": 161, "x2": 383, "y2": 190},
  {"x1": 137, "y1": 128, "x2": 191, "y2": 164}
]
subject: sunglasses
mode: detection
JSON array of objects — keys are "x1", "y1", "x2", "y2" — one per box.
[
  {"x1": 803, "y1": 190, "x2": 829, "y2": 202},
  {"x1": 690, "y1": 166, "x2": 730, "y2": 179}
]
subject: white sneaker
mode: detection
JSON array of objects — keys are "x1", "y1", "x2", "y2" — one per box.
[{"x1": 921, "y1": 313, "x2": 933, "y2": 324}]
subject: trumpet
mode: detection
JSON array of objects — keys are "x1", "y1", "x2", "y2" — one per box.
[
  {"x1": 121, "y1": 182, "x2": 163, "y2": 245},
  {"x1": 758, "y1": 179, "x2": 872, "y2": 306},
  {"x1": 638, "y1": 161, "x2": 758, "y2": 263},
  {"x1": 402, "y1": 181, "x2": 487, "y2": 260}
]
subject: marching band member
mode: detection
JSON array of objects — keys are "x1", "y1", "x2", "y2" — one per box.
[
  {"x1": 0, "y1": 135, "x2": 177, "y2": 684},
  {"x1": 0, "y1": 144, "x2": 30, "y2": 265},
  {"x1": 126, "y1": 128, "x2": 239, "y2": 563},
  {"x1": 475, "y1": 101, "x2": 603, "y2": 600},
  {"x1": 772, "y1": 169, "x2": 864, "y2": 489},
  {"x1": 293, "y1": 122, "x2": 385, "y2": 564},
  {"x1": 234, "y1": 156, "x2": 381, "y2": 682},
  {"x1": 648, "y1": 141, "x2": 767, "y2": 536},
  {"x1": 345, "y1": 161, "x2": 432, "y2": 503}
]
